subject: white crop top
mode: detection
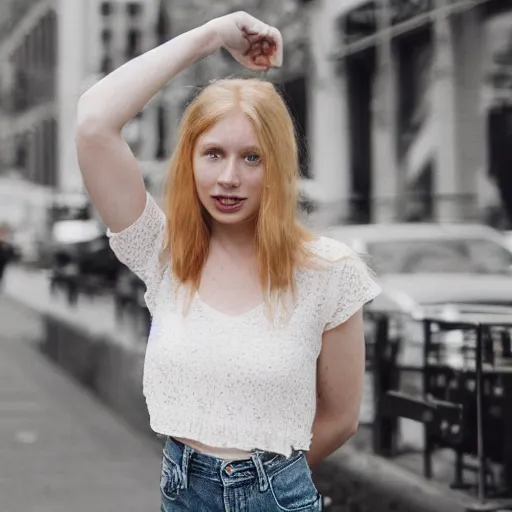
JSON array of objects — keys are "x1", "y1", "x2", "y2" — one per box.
[{"x1": 107, "y1": 192, "x2": 382, "y2": 457}]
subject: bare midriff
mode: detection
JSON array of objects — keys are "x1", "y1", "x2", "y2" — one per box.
[{"x1": 174, "y1": 436, "x2": 254, "y2": 460}]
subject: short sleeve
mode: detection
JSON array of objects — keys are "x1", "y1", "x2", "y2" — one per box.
[
  {"x1": 106, "y1": 192, "x2": 167, "y2": 311},
  {"x1": 323, "y1": 249, "x2": 382, "y2": 332}
]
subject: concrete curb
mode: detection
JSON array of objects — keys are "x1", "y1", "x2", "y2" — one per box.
[{"x1": 314, "y1": 447, "x2": 475, "y2": 512}]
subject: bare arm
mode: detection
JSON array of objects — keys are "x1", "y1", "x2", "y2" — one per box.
[
  {"x1": 306, "y1": 310, "x2": 366, "y2": 469},
  {"x1": 75, "y1": 23, "x2": 222, "y2": 233},
  {"x1": 76, "y1": 12, "x2": 282, "y2": 234}
]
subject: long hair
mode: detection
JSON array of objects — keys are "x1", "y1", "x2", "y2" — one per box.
[{"x1": 162, "y1": 78, "x2": 314, "y2": 311}]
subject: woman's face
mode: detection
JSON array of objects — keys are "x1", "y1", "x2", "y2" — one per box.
[{"x1": 193, "y1": 111, "x2": 264, "y2": 227}]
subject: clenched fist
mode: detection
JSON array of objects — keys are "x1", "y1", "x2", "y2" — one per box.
[{"x1": 208, "y1": 11, "x2": 283, "y2": 71}]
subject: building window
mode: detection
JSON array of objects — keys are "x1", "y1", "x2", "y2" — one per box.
[
  {"x1": 126, "y1": 29, "x2": 141, "y2": 59},
  {"x1": 101, "y1": 28, "x2": 112, "y2": 44},
  {"x1": 100, "y1": 2, "x2": 113, "y2": 16},
  {"x1": 13, "y1": 68, "x2": 28, "y2": 112},
  {"x1": 15, "y1": 136, "x2": 27, "y2": 170},
  {"x1": 49, "y1": 118, "x2": 58, "y2": 188},
  {"x1": 48, "y1": 11, "x2": 57, "y2": 68},
  {"x1": 127, "y1": 2, "x2": 142, "y2": 17},
  {"x1": 156, "y1": 105, "x2": 167, "y2": 159},
  {"x1": 100, "y1": 55, "x2": 113, "y2": 75},
  {"x1": 156, "y1": 1, "x2": 170, "y2": 45}
]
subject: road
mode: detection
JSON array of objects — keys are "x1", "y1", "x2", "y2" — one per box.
[{"x1": 0, "y1": 293, "x2": 162, "y2": 512}]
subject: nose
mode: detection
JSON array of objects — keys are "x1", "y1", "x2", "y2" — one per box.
[{"x1": 217, "y1": 157, "x2": 240, "y2": 189}]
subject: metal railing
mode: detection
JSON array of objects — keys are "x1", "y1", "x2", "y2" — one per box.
[{"x1": 366, "y1": 306, "x2": 512, "y2": 510}]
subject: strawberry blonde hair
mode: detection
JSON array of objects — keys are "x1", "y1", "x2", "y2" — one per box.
[{"x1": 162, "y1": 78, "x2": 314, "y2": 311}]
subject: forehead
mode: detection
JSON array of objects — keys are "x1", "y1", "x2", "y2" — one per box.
[{"x1": 197, "y1": 111, "x2": 258, "y2": 147}]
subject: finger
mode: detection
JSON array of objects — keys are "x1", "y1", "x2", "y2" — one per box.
[
  {"x1": 252, "y1": 55, "x2": 270, "y2": 68},
  {"x1": 246, "y1": 49, "x2": 263, "y2": 63},
  {"x1": 234, "y1": 53, "x2": 268, "y2": 71},
  {"x1": 262, "y1": 40, "x2": 272, "y2": 55},
  {"x1": 268, "y1": 27, "x2": 283, "y2": 67},
  {"x1": 243, "y1": 21, "x2": 270, "y2": 40},
  {"x1": 242, "y1": 25, "x2": 258, "y2": 37},
  {"x1": 251, "y1": 42, "x2": 263, "y2": 53},
  {"x1": 243, "y1": 42, "x2": 261, "y2": 58}
]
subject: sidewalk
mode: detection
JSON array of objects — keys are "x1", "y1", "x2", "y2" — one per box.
[
  {"x1": 2, "y1": 264, "x2": 144, "y2": 349},
  {"x1": 0, "y1": 294, "x2": 161, "y2": 512}
]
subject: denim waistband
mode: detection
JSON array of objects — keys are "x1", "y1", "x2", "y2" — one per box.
[{"x1": 163, "y1": 437, "x2": 302, "y2": 492}]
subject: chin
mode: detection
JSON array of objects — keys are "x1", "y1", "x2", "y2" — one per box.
[
  {"x1": 209, "y1": 211, "x2": 252, "y2": 225},
  {"x1": 202, "y1": 203, "x2": 258, "y2": 226}
]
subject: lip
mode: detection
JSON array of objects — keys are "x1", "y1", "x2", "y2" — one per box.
[
  {"x1": 211, "y1": 195, "x2": 247, "y2": 200},
  {"x1": 211, "y1": 195, "x2": 247, "y2": 213}
]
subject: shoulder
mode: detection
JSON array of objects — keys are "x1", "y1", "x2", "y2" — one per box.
[
  {"x1": 303, "y1": 238, "x2": 381, "y2": 330},
  {"x1": 106, "y1": 192, "x2": 165, "y2": 240},
  {"x1": 305, "y1": 236, "x2": 359, "y2": 265},
  {"x1": 303, "y1": 235, "x2": 376, "y2": 286}
]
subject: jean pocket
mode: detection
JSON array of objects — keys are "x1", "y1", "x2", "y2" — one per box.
[
  {"x1": 269, "y1": 453, "x2": 322, "y2": 511},
  {"x1": 160, "y1": 450, "x2": 185, "y2": 502}
]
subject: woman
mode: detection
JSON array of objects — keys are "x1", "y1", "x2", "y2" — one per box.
[{"x1": 76, "y1": 11, "x2": 381, "y2": 512}]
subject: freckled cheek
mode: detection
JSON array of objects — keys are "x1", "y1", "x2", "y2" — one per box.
[
  {"x1": 247, "y1": 170, "x2": 265, "y2": 192},
  {"x1": 193, "y1": 164, "x2": 217, "y2": 192},
  {"x1": 244, "y1": 174, "x2": 264, "y2": 206}
]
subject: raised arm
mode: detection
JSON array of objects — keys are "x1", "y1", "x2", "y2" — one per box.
[
  {"x1": 75, "y1": 12, "x2": 282, "y2": 234},
  {"x1": 75, "y1": 24, "x2": 222, "y2": 233}
]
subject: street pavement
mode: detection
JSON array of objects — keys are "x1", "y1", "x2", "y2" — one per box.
[
  {"x1": 2, "y1": 265, "x2": 144, "y2": 348},
  {"x1": 0, "y1": 293, "x2": 162, "y2": 512}
]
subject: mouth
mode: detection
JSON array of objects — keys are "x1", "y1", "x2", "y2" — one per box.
[
  {"x1": 211, "y1": 195, "x2": 247, "y2": 213},
  {"x1": 211, "y1": 195, "x2": 246, "y2": 205}
]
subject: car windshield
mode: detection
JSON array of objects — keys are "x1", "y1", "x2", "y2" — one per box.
[{"x1": 367, "y1": 238, "x2": 512, "y2": 275}]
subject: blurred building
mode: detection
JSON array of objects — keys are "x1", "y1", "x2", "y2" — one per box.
[
  {"x1": 0, "y1": 0, "x2": 57, "y2": 228},
  {"x1": 0, "y1": 0, "x2": 167, "y2": 233},
  {"x1": 0, "y1": 0, "x2": 308, "y2": 230},
  {"x1": 304, "y1": 0, "x2": 512, "y2": 226}
]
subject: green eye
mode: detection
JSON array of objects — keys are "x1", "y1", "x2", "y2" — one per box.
[{"x1": 246, "y1": 154, "x2": 261, "y2": 164}]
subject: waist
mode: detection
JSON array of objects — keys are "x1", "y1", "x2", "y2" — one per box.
[
  {"x1": 147, "y1": 401, "x2": 313, "y2": 456},
  {"x1": 174, "y1": 436, "x2": 253, "y2": 460},
  {"x1": 164, "y1": 436, "x2": 302, "y2": 482}
]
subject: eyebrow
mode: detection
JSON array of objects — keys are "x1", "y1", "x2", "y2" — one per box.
[{"x1": 199, "y1": 141, "x2": 261, "y2": 153}]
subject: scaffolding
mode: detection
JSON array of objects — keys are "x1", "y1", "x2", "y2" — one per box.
[{"x1": 331, "y1": 0, "x2": 493, "y2": 60}]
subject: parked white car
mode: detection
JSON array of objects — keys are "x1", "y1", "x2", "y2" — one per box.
[
  {"x1": 325, "y1": 222, "x2": 512, "y2": 311},
  {"x1": 324, "y1": 222, "x2": 512, "y2": 368}
]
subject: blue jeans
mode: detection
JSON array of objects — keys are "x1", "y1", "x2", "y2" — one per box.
[{"x1": 160, "y1": 437, "x2": 323, "y2": 511}]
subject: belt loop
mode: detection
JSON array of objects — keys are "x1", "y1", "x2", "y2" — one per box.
[
  {"x1": 251, "y1": 451, "x2": 269, "y2": 492},
  {"x1": 181, "y1": 443, "x2": 193, "y2": 489}
]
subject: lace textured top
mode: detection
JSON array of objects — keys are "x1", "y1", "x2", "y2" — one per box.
[{"x1": 107, "y1": 192, "x2": 382, "y2": 456}]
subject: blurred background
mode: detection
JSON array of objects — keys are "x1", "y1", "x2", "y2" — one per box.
[{"x1": 2, "y1": 1, "x2": 512, "y2": 511}]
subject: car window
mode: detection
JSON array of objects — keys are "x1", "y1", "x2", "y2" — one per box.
[{"x1": 367, "y1": 238, "x2": 512, "y2": 275}]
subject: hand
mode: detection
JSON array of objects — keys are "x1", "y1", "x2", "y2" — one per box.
[{"x1": 208, "y1": 11, "x2": 283, "y2": 71}]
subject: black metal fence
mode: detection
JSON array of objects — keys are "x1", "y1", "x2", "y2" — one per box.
[{"x1": 366, "y1": 306, "x2": 512, "y2": 511}]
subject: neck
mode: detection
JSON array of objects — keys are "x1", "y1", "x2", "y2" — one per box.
[{"x1": 209, "y1": 220, "x2": 257, "y2": 252}]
